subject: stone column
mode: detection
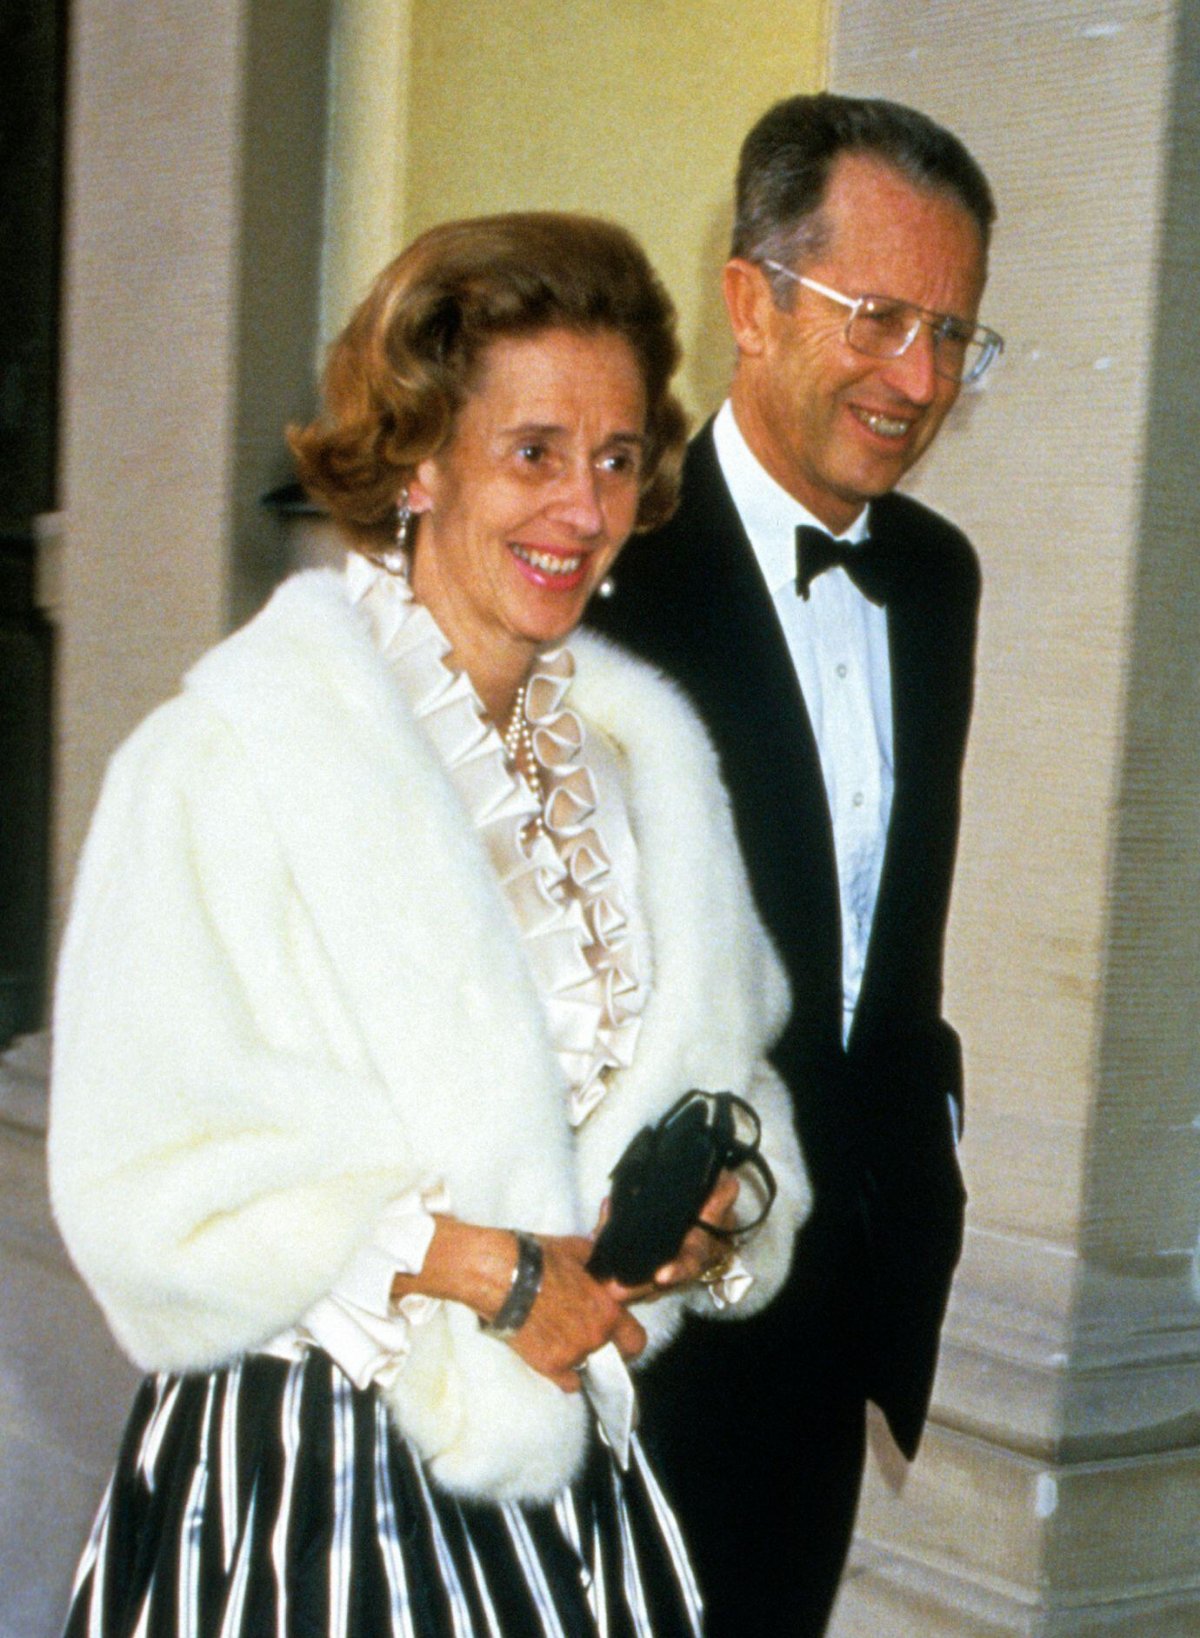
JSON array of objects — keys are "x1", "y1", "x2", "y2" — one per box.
[
  {"x1": 30, "y1": 3, "x2": 335, "y2": 1624},
  {"x1": 827, "y1": 3, "x2": 1200, "y2": 1633},
  {"x1": 54, "y1": 0, "x2": 332, "y2": 932},
  {"x1": 320, "y1": 0, "x2": 414, "y2": 343}
]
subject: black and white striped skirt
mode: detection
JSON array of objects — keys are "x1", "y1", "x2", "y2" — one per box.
[{"x1": 64, "y1": 1351, "x2": 704, "y2": 1638}]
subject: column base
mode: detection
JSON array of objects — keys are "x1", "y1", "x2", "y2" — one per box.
[
  {"x1": 827, "y1": 1223, "x2": 1200, "y2": 1636},
  {"x1": 832, "y1": 1539, "x2": 1200, "y2": 1638}
]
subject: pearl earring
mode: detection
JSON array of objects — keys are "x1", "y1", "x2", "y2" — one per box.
[
  {"x1": 395, "y1": 489, "x2": 414, "y2": 550},
  {"x1": 379, "y1": 489, "x2": 415, "y2": 576}
]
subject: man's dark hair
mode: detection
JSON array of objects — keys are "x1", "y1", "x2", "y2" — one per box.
[{"x1": 732, "y1": 93, "x2": 996, "y2": 279}]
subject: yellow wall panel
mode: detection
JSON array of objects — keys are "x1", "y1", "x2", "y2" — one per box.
[{"x1": 401, "y1": 1, "x2": 828, "y2": 417}]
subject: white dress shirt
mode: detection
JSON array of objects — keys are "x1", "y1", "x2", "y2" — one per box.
[{"x1": 713, "y1": 401, "x2": 893, "y2": 1043}]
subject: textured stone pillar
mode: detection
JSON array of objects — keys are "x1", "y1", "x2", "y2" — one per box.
[
  {"x1": 827, "y1": 3, "x2": 1200, "y2": 1632},
  {"x1": 54, "y1": 0, "x2": 332, "y2": 929},
  {"x1": 34, "y1": 2, "x2": 334, "y2": 1622}
]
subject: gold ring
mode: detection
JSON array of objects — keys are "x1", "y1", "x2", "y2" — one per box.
[{"x1": 697, "y1": 1251, "x2": 735, "y2": 1286}]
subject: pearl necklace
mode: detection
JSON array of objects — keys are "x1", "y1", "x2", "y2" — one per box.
[{"x1": 502, "y1": 681, "x2": 547, "y2": 839}]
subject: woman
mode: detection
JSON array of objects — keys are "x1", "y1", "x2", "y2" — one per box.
[{"x1": 50, "y1": 213, "x2": 809, "y2": 1637}]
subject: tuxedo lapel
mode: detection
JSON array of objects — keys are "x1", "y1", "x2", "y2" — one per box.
[
  {"x1": 852, "y1": 492, "x2": 979, "y2": 1043},
  {"x1": 591, "y1": 423, "x2": 844, "y2": 1052}
]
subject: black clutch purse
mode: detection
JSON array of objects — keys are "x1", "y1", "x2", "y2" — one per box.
[{"x1": 586, "y1": 1090, "x2": 777, "y2": 1286}]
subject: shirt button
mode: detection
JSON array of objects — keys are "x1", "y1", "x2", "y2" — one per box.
[
  {"x1": 852, "y1": 791, "x2": 865, "y2": 808},
  {"x1": 836, "y1": 663, "x2": 848, "y2": 678}
]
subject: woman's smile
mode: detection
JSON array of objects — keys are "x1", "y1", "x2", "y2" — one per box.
[{"x1": 509, "y1": 542, "x2": 590, "y2": 585}]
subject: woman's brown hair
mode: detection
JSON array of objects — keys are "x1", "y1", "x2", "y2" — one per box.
[{"x1": 289, "y1": 212, "x2": 689, "y2": 547}]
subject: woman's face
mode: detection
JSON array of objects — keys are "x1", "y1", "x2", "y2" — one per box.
[{"x1": 408, "y1": 327, "x2": 647, "y2": 679}]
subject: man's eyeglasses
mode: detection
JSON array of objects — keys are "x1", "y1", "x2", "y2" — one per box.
[{"x1": 762, "y1": 260, "x2": 1004, "y2": 386}]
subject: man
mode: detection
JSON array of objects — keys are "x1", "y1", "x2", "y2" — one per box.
[{"x1": 588, "y1": 94, "x2": 1000, "y2": 1635}]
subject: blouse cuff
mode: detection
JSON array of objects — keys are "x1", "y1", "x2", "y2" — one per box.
[
  {"x1": 703, "y1": 1251, "x2": 754, "y2": 1311},
  {"x1": 293, "y1": 1181, "x2": 450, "y2": 1391}
]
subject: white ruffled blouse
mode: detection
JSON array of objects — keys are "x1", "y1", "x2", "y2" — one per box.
[
  {"x1": 265, "y1": 554, "x2": 744, "y2": 1389},
  {"x1": 352, "y1": 554, "x2": 651, "y2": 1127}
]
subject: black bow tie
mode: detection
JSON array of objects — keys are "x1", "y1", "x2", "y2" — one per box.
[{"x1": 795, "y1": 524, "x2": 887, "y2": 605}]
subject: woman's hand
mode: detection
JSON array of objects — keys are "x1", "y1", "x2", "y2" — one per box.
[
  {"x1": 506, "y1": 1234, "x2": 646, "y2": 1393},
  {"x1": 601, "y1": 1169, "x2": 741, "y2": 1303},
  {"x1": 389, "y1": 1216, "x2": 645, "y2": 1394}
]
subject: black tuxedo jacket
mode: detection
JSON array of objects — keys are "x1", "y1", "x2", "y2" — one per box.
[{"x1": 588, "y1": 421, "x2": 980, "y2": 1455}]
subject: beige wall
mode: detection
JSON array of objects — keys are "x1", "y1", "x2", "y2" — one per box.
[
  {"x1": 54, "y1": 0, "x2": 332, "y2": 930},
  {"x1": 327, "y1": 0, "x2": 829, "y2": 420}
]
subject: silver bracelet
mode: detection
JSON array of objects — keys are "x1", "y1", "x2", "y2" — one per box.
[{"x1": 481, "y1": 1231, "x2": 544, "y2": 1339}]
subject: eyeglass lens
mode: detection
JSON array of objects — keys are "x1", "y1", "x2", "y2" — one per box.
[{"x1": 847, "y1": 299, "x2": 990, "y2": 384}]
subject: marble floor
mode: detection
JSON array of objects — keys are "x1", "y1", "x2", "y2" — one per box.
[{"x1": 0, "y1": 1035, "x2": 138, "y2": 1638}]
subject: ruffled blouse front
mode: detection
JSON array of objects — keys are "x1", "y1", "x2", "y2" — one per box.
[{"x1": 349, "y1": 551, "x2": 649, "y2": 1125}]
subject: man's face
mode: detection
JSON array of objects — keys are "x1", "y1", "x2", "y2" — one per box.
[{"x1": 726, "y1": 153, "x2": 988, "y2": 533}]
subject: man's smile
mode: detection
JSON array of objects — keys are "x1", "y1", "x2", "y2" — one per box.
[{"x1": 850, "y1": 405, "x2": 914, "y2": 440}]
